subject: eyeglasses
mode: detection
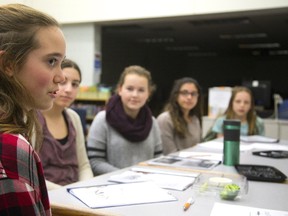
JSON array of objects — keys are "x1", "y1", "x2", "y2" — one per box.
[{"x1": 178, "y1": 90, "x2": 199, "y2": 97}]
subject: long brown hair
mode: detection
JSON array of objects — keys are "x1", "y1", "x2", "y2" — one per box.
[
  {"x1": 0, "y1": 4, "x2": 59, "y2": 151},
  {"x1": 164, "y1": 77, "x2": 203, "y2": 138},
  {"x1": 225, "y1": 86, "x2": 258, "y2": 135}
]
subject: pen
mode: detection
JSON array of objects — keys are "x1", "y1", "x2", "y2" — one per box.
[{"x1": 183, "y1": 197, "x2": 194, "y2": 211}]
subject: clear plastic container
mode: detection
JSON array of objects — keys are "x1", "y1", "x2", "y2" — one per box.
[{"x1": 192, "y1": 172, "x2": 248, "y2": 200}]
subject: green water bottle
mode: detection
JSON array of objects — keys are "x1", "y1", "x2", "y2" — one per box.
[{"x1": 223, "y1": 120, "x2": 241, "y2": 166}]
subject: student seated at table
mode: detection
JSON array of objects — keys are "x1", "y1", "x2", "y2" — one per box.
[
  {"x1": 0, "y1": 4, "x2": 66, "y2": 214},
  {"x1": 210, "y1": 86, "x2": 265, "y2": 138},
  {"x1": 38, "y1": 59, "x2": 93, "y2": 190},
  {"x1": 157, "y1": 77, "x2": 203, "y2": 155},
  {"x1": 87, "y1": 65, "x2": 163, "y2": 175}
]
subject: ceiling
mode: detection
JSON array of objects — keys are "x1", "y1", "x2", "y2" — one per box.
[{"x1": 102, "y1": 7, "x2": 288, "y2": 57}]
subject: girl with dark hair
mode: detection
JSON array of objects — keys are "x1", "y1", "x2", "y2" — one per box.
[
  {"x1": 157, "y1": 77, "x2": 203, "y2": 155},
  {"x1": 38, "y1": 59, "x2": 93, "y2": 190}
]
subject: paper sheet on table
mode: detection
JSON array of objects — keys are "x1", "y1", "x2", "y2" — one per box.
[
  {"x1": 250, "y1": 143, "x2": 288, "y2": 151},
  {"x1": 240, "y1": 135, "x2": 279, "y2": 143},
  {"x1": 210, "y1": 202, "x2": 288, "y2": 216},
  {"x1": 199, "y1": 141, "x2": 288, "y2": 152},
  {"x1": 108, "y1": 170, "x2": 196, "y2": 191},
  {"x1": 178, "y1": 151, "x2": 223, "y2": 161},
  {"x1": 130, "y1": 166, "x2": 200, "y2": 178},
  {"x1": 68, "y1": 181, "x2": 177, "y2": 209},
  {"x1": 199, "y1": 141, "x2": 252, "y2": 152},
  {"x1": 148, "y1": 155, "x2": 221, "y2": 170}
]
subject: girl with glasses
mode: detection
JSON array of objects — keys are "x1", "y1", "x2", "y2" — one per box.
[{"x1": 157, "y1": 77, "x2": 203, "y2": 155}]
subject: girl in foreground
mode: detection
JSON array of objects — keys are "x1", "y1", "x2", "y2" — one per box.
[{"x1": 0, "y1": 4, "x2": 66, "y2": 215}]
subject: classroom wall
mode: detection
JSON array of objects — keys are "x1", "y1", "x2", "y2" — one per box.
[
  {"x1": 61, "y1": 24, "x2": 95, "y2": 86},
  {"x1": 3, "y1": 0, "x2": 288, "y2": 24}
]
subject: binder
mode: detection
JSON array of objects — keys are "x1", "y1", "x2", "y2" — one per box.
[{"x1": 67, "y1": 182, "x2": 177, "y2": 209}]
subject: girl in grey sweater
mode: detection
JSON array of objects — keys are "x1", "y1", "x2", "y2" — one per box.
[{"x1": 87, "y1": 65, "x2": 163, "y2": 175}]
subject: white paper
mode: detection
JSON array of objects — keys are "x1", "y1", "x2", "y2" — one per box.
[
  {"x1": 108, "y1": 171, "x2": 149, "y2": 183},
  {"x1": 147, "y1": 173, "x2": 196, "y2": 191},
  {"x1": 199, "y1": 140, "x2": 252, "y2": 152},
  {"x1": 148, "y1": 155, "x2": 221, "y2": 170},
  {"x1": 199, "y1": 140, "x2": 288, "y2": 152},
  {"x1": 208, "y1": 87, "x2": 232, "y2": 117},
  {"x1": 68, "y1": 182, "x2": 177, "y2": 208},
  {"x1": 250, "y1": 143, "x2": 288, "y2": 151},
  {"x1": 240, "y1": 135, "x2": 279, "y2": 143},
  {"x1": 130, "y1": 167, "x2": 200, "y2": 178},
  {"x1": 210, "y1": 202, "x2": 288, "y2": 216},
  {"x1": 108, "y1": 170, "x2": 196, "y2": 191},
  {"x1": 178, "y1": 151, "x2": 223, "y2": 161}
]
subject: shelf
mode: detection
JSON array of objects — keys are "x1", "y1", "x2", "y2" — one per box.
[{"x1": 76, "y1": 91, "x2": 110, "y2": 102}]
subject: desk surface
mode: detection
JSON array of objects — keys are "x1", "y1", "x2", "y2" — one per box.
[{"x1": 49, "y1": 140, "x2": 288, "y2": 216}]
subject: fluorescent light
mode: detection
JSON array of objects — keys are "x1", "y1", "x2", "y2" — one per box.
[
  {"x1": 137, "y1": 37, "x2": 174, "y2": 43},
  {"x1": 269, "y1": 50, "x2": 288, "y2": 55},
  {"x1": 188, "y1": 52, "x2": 217, "y2": 57},
  {"x1": 220, "y1": 33, "x2": 267, "y2": 39},
  {"x1": 166, "y1": 46, "x2": 199, "y2": 51},
  {"x1": 238, "y1": 43, "x2": 280, "y2": 49}
]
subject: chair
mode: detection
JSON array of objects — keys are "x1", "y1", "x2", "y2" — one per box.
[
  {"x1": 71, "y1": 107, "x2": 87, "y2": 135},
  {"x1": 278, "y1": 99, "x2": 288, "y2": 120}
]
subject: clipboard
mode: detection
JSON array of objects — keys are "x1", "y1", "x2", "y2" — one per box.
[{"x1": 67, "y1": 182, "x2": 177, "y2": 209}]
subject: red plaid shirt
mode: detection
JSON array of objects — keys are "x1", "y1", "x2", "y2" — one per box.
[{"x1": 0, "y1": 133, "x2": 51, "y2": 216}]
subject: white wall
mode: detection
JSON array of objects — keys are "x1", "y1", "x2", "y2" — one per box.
[
  {"x1": 61, "y1": 24, "x2": 95, "y2": 86},
  {"x1": 2, "y1": 0, "x2": 288, "y2": 24}
]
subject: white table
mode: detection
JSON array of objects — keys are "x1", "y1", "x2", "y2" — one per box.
[{"x1": 49, "y1": 139, "x2": 288, "y2": 216}]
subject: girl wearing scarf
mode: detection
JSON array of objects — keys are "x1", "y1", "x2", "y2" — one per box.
[{"x1": 87, "y1": 65, "x2": 163, "y2": 175}]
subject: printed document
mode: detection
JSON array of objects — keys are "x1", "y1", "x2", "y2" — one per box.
[
  {"x1": 210, "y1": 203, "x2": 288, "y2": 216},
  {"x1": 148, "y1": 155, "x2": 221, "y2": 170}
]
